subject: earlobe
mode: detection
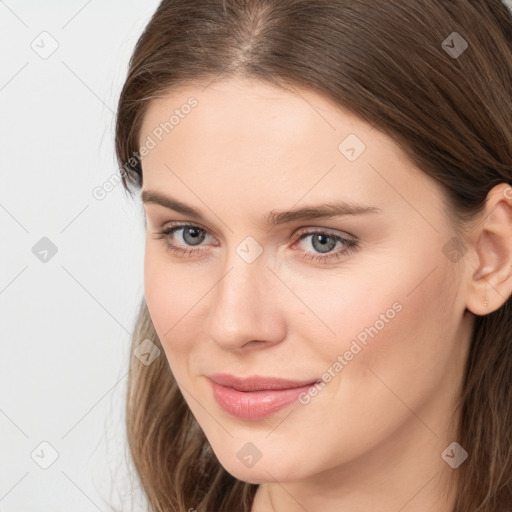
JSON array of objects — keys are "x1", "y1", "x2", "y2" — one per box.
[{"x1": 464, "y1": 183, "x2": 512, "y2": 316}]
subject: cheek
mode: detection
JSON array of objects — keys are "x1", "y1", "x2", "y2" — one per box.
[
  {"x1": 143, "y1": 259, "x2": 200, "y2": 391},
  {"x1": 285, "y1": 259, "x2": 461, "y2": 469},
  {"x1": 143, "y1": 243, "x2": 195, "y2": 354},
  {"x1": 143, "y1": 242, "x2": 221, "y2": 362},
  {"x1": 320, "y1": 257, "x2": 460, "y2": 420},
  {"x1": 287, "y1": 229, "x2": 459, "y2": 398}
]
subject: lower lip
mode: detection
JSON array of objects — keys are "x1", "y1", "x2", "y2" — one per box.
[{"x1": 208, "y1": 379, "x2": 315, "y2": 420}]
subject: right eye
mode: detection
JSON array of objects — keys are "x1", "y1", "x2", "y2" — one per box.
[{"x1": 153, "y1": 223, "x2": 214, "y2": 256}]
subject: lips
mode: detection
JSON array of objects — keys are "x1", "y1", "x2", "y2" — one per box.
[
  {"x1": 207, "y1": 373, "x2": 320, "y2": 391},
  {"x1": 207, "y1": 373, "x2": 321, "y2": 420}
]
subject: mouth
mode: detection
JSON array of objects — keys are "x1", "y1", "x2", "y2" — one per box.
[
  {"x1": 207, "y1": 373, "x2": 320, "y2": 391},
  {"x1": 207, "y1": 373, "x2": 321, "y2": 420}
]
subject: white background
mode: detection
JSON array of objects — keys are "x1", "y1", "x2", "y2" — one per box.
[{"x1": 0, "y1": 1, "x2": 162, "y2": 510}]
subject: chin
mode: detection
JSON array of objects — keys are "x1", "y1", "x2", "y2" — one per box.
[{"x1": 213, "y1": 449, "x2": 303, "y2": 485}]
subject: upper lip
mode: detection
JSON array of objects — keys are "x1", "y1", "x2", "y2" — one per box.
[{"x1": 207, "y1": 373, "x2": 321, "y2": 392}]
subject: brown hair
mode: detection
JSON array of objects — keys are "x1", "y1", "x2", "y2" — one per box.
[{"x1": 114, "y1": 1, "x2": 512, "y2": 510}]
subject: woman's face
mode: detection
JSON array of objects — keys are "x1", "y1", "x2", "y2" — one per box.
[{"x1": 138, "y1": 77, "x2": 472, "y2": 485}]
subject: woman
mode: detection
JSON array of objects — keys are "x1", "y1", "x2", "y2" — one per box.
[{"x1": 114, "y1": 1, "x2": 512, "y2": 510}]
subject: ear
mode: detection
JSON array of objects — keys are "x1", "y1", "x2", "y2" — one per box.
[{"x1": 464, "y1": 183, "x2": 512, "y2": 316}]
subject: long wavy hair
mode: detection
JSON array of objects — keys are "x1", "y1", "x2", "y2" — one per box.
[{"x1": 114, "y1": 1, "x2": 512, "y2": 510}]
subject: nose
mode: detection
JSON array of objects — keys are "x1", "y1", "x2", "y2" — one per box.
[{"x1": 206, "y1": 249, "x2": 287, "y2": 351}]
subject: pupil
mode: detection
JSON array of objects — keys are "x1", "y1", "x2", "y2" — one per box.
[
  {"x1": 314, "y1": 234, "x2": 335, "y2": 253},
  {"x1": 184, "y1": 227, "x2": 204, "y2": 245}
]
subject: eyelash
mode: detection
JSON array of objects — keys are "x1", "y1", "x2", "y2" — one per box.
[{"x1": 153, "y1": 223, "x2": 358, "y2": 263}]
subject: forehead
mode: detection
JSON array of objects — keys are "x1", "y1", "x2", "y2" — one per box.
[
  {"x1": 138, "y1": 77, "x2": 443, "y2": 225},
  {"x1": 140, "y1": 77, "x2": 373, "y2": 150}
]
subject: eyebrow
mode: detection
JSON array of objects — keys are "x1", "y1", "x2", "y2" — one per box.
[{"x1": 141, "y1": 189, "x2": 382, "y2": 226}]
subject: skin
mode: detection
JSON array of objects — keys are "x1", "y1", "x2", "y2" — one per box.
[{"x1": 137, "y1": 77, "x2": 512, "y2": 512}]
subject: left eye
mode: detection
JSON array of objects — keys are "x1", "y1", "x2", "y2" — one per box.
[
  {"x1": 291, "y1": 230, "x2": 358, "y2": 262},
  {"x1": 295, "y1": 231, "x2": 342, "y2": 253},
  {"x1": 153, "y1": 223, "x2": 358, "y2": 263}
]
